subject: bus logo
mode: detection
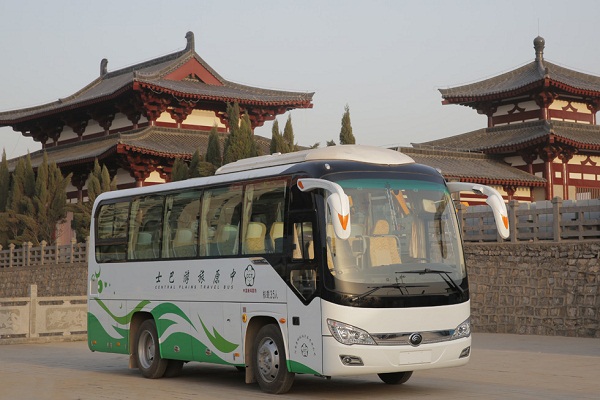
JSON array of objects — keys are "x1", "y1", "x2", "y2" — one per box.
[
  {"x1": 244, "y1": 265, "x2": 255, "y2": 287},
  {"x1": 409, "y1": 333, "x2": 423, "y2": 346}
]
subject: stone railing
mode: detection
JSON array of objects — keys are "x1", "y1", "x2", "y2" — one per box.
[
  {"x1": 458, "y1": 197, "x2": 600, "y2": 242},
  {"x1": 0, "y1": 284, "x2": 87, "y2": 343},
  {"x1": 0, "y1": 239, "x2": 87, "y2": 268}
]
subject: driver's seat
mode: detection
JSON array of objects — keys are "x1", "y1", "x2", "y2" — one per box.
[{"x1": 368, "y1": 220, "x2": 401, "y2": 267}]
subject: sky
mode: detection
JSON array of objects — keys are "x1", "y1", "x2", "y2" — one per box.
[{"x1": 1, "y1": 0, "x2": 600, "y2": 159}]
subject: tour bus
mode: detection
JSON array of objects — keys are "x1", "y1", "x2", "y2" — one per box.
[{"x1": 87, "y1": 145, "x2": 509, "y2": 394}]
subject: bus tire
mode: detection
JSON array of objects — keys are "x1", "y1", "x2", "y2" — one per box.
[
  {"x1": 378, "y1": 371, "x2": 413, "y2": 384},
  {"x1": 253, "y1": 324, "x2": 295, "y2": 394},
  {"x1": 134, "y1": 319, "x2": 168, "y2": 379}
]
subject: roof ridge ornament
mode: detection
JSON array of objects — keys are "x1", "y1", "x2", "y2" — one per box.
[
  {"x1": 534, "y1": 36, "x2": 546, "y2": 74},
  {"x1": 185, "y1": 31, "x2": 195, "y2": 52},
  {"x1": 100, "y1": 58, "x2": 108, "y2": 77}
]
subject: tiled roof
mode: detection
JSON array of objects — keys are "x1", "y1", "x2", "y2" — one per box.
[
  {"x1": 397, "y1": 147, "x2": 546, "y2": 186},
  {"x1": 8, "y1": 126, "x2": 272, "y2": 169},
  {"x1": 0, "y1": 33, "x2": 313, "y2": 124},
  {"x1": 440, "y1": 37, "x2": 600, "y2": 103},
  {"x1": 418, "y1": 120, "x2": 600, "y2": 153}
]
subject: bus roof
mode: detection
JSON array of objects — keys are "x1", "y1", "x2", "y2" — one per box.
[{"x1": 215, "y1": 145, "x2": 415, "y2": 175}]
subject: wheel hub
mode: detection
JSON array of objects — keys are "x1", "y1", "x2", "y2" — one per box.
[{"x1": 257, "y1": 337, "x2": 279, "y2": 383}]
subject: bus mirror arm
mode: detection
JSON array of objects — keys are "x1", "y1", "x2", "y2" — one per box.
[
  {"x1": 446, "y1": 182, "x2": 509, "y2": 239},
  {"x1": 297, "y1": 178, "x2": 351, "y2": 240}
]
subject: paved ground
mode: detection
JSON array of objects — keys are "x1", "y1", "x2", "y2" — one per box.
[{"x1": 0, "y1": 333, "x2": 598, "y2": 399}]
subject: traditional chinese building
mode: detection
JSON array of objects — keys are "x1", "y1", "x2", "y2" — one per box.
[
  {"x1": 0, "y1": 31, "x2": 314, "y2": 200},
  {"x1": 420, "y1": 36, "x2": 600, "y2": 202}
]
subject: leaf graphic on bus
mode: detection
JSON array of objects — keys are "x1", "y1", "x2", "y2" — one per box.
[
  {"x1": 94, "y1": 298, "x2": 150, "y2": 325},
  {"x1": 199, "y1": 317, "x2": 239, "y2": 353}
]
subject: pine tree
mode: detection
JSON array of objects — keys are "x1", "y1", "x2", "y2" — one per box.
[
  {"x1": 70, "y1": 159, "x2": 116, "y2": 241},
  {"x1": 282, "y1": 114, "x2": 298, "y2": 153},
  {"x1": 39, "y1": 155, "x2": 71, "y2": 244},
  {"x1": 8, "y1": 155, "x2": 36, "y2": 243},
  {"x1": 223, "y1": 104, "x2": 258, "y2": 164},
  {"x1": 205, "y1": 125, "x2": 222, "y2": 168},
  {"x1": 0, "y1": 150, "x2": 10, "y2": 212},
  {"x1": 188, "y1": 150, "x2": 203, "y2": 178},
  {"x1": 270, "y1": 119, "x2": 284, "y2": 154},
  {"x1": 171, "y1": 158, "x2": 189, "y2": 182},
  {"x1": 339, "y1": 104, "x2": 355, "y2": 145}
]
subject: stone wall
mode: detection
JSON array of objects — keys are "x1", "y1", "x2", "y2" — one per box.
[
  {"x1": 0, "y1": 263, "x2": 87, "y2": 298},
  {"x1": 1, "y1": 241, "x2": 599, "y2": 338},
  {"x1": 465, "y1": 241, "x2": 600, "y2": 338}
]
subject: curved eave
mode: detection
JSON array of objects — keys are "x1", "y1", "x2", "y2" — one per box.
[
  {"x1": 481, "y1": 134, "x2": 550, "y2": 154},
  {"x1": 483, "y1": 132, "x2": 600, "y2": 154},
  {"x1": 135, "y1": 81, "x2": 314, "y2": 108},
  {"x1": 442, "y1": 78, "x2": 600, "y2": 108},
  {"x1": 447, "y1": 175, "x2": 546, "y2": 188},
  {"x1": 0, "y1": 83, "x2": 134, "y2": 126},
  {"x1": 116, "y1": 143, "x2": 192, "y2": 160}
]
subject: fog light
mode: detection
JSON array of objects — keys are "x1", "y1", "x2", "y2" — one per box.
[
  {"x1": 459, "y1": 346, "x2": 471, "y2": 358},
  {"x1": 340, "y1": 355, "x2": 364, "y2": 366}
]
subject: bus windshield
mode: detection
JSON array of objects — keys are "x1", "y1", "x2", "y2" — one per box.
[{"x1": 323, "y1": 173, "x2": 465, "y2": 298}]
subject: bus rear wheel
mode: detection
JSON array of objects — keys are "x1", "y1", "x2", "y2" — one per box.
[
  {"x1": 378, "y1": 371, "x2": 413, "y2": 384},
  {"x1": 253, "y1": 324, "x2": 295, "y2": 394},
  {"x1": 134, "y1": 319, "x2": 168, "y2": 379}
]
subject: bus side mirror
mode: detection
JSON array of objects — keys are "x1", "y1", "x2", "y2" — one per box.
[
  {"x1": 297, "y1": 178, "x2": 351, "y2": 240},
  {"x1": 446, "y1": 182, "x2": 509, "y2": 239}
]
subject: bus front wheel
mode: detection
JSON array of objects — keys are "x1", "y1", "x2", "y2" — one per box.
[
  {"x1": 134, "y1": 319, "x2": 168, "y2": 379},
  {"x1": 253, "y1": 324, "x2": 295, "y2": 394},
  {"x1": 378, "y1": 371, "x2": 413, "y2": 384}
]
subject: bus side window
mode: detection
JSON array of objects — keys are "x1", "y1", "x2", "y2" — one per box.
[
  {"x1": 201, "y1": 185, "x2": 242, "y2": 256},
  {"x1": 95, "y1": 201, "x2": 129, "y2": 262},
  {"x1": 242, "y1": 179, "x2": 287, "y2": 255},
  {"x1": 163, "y1": 191, "x2": 201, "y2": 259},
  {"x1": 128, "y1": 195, "x2": 164, "y2": 261}
]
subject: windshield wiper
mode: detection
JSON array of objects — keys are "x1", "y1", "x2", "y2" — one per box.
[
  {"x1": 402, "y1": 268, "x2": 465, "y2": 298},
  {"x1": 349, "y1": 283, "x2": 425, "y2": 302}
]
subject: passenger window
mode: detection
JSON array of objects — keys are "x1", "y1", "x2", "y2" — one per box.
[
  {"x1": 201, "y1": 185, "x2": 243, "y2": 256},
  {"x1": 128, "y1": 195, "x2": 164, "y2": 260},
  {"x1": 163, "y1": 191, "x2": 201, "y2": 259},
  {"x1": 242, "y1": 180, "x2": 286, "y2": 255},
  {"x1": 95, "y1": 201, "x2": 129, "y2": 262}
]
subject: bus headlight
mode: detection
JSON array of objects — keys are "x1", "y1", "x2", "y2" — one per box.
[
  {"x1": 451, "y1": 318, "x2": 471, "y2": 340},
  {"x1": 327, "y1": 319, "x2": 376, "y2": 345}
]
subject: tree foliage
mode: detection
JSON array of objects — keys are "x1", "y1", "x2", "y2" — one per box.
[
  {"x1": 339, "y1": 104, "x2": 355, "y2": 145},
  {"x1": 70, "y1": 159, "x2": 116, "y2": 241},
  {"x1": 0, "y1": 150, "x2": 10, "y2": 213},
  {"x1": 205, "y1": 125, "x2": 222, "y2": 168},
  {"x1": 270, "y1": 119, "x2": 284, "y2": 154},
  {"x1": 0, "y1": 152, "x2": 72, "y2": 246},
  {"x1": 282, "y1": 114, "x2": 298, "y2": 152},
  {"x1": 222, "y1": 102, "x2": 258, "y2": 164},
  {"x1": 171, "y1": 158, "x2": 189, "y2": 182}
]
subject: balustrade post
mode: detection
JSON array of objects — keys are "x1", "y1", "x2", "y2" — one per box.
[
  {"x1": 9, "y1": 243, "x2": 15, "y2": 268},
  {"x1": 509, "y1": 200, "x2": 519, "y2": 243},
  {"x1": 55, "y1": 241, "x2": 60, "y2": 264},
  {"x1": 552, "y1": 197, "x2": 562, "y2": 242},
  {"x1": 29, "y1": 284, "x2": 38, "y2": 338},
  {"x1": 70, "y1": 238, "x2": 76, "y2": 263},
  {"x1": 40, "y1": 240, "x2": 47, "y2": 266}
]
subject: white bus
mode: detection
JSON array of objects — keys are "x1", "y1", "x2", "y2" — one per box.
[{"x1": 87, "y1": 145, "x2": 508, "y2": 394}]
